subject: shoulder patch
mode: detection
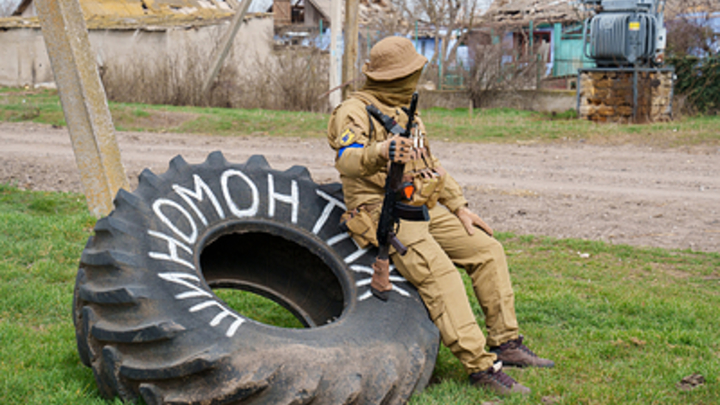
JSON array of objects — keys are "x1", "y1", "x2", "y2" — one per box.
[{"x1": 339, "y1": 128, "x2": 356, "y2": 147}]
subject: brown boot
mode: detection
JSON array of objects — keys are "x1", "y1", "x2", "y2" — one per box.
[
  {"x1": 469, "y1": 361, "x2": 531, "y2": 395},
  {"x1": 490, "y1": 335, "x2": 555, "y2": 368}
]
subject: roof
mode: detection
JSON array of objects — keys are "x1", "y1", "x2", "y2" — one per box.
[
  {"x1": 483, "y1": 0, "x2": 586, "y2": 28},
  {"x1": 306, "y1": 0, "x2": 330, "y2": 21},
  {"x1": 0, "y1": 0, "x2": 258, "y2": 30},
  {"x1": 358, "y1": 0, "x2": 400, "y2": 27},
  {"x1": 269, "y1": 0, "x2": 394, "y2": 26},
  {"x1": 664, "y1": 0, "x2": 720, "y2": 19}
]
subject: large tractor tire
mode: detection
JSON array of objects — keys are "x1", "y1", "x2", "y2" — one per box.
[{"x1": 73, "y1": 152, "x2": 439, "y2": 405}]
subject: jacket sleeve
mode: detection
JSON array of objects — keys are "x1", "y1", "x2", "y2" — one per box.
[
  {"x1": 328, "y1": 99, "x2": 388, "y2": 178},
  {"x1": 438, "y1": 172, "x2": 468, "y2": 213},
  {"x1": 419, "y1": 119, "x2": 467, "y2": 213}
]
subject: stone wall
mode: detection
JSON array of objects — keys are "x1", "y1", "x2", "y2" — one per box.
[
  {"x1": 419, "y1": 89, "x2": 577, "y2": 113},
  {"x1": 578, "y1": 70, "x2": 674, "y2": 123}
]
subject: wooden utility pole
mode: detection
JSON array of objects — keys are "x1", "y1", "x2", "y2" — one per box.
[
  {"x1": 202, "y1": 0, "x2": 253, "y2": 94},
  {"x1": 342, "y1": 0, "x2": 359, "y2": 100},
  {"x1": 329, "y1": 0, "x2": 343, "y2": 109},
  {"x1": 36, "y1": 0, "x2": 129, "y2": 218}
]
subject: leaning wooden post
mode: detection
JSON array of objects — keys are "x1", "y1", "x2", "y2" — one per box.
[
  {"x1": 202, "y1": 0, "x2": 253, "y2": 94},
  {"x1": 35, "y1": 0, "x2": 129, "y2": 218},
  {"x1": 342, "y1": 0, "x2": 359, "y2": 100}
]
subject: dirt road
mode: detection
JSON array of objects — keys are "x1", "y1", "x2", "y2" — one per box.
[{"x1": 1, "y1": 121, "x2": 718, "y2": 253}]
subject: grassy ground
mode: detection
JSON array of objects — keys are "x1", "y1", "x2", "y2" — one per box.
[
  {"x1": 2, "y1": 87, "x2": 719, "y2": 148},
  {"x1": 1, "y1": 185, "x2": 718, "y2": 404}
]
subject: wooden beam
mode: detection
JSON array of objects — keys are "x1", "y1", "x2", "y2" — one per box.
[
  {"x1": 342, "y1": 0, "x2": 359, "y2": 100},
  {"x1": 36, "y1": 0, "x2": 129, "y2": 218},
  {"x1": 202, "y1": 0, "x2": 253, "y2": 94}
]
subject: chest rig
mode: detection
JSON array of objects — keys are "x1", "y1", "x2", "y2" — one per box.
[{"x1": 354, "y1": 92, "x2": 447, "y2": 209}]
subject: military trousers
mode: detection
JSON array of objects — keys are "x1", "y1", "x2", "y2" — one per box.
[{"x1": 391, "y1": 204, "x2": 520, "y2": 374}]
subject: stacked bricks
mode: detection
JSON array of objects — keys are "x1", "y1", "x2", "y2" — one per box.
[{"x1": 578, "y1": 70, "x2": 673, "y2": 123}]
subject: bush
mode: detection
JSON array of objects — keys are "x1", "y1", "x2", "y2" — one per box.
[
  {"x1": 465, "y1": 39, "x2": 542, "y2": 108},
  {"x1": 101, "y1": 45, "x2": 329, "y2": 113},
  {"x1": 669, "y1": 55, "x2": 720, "y2": 115}
]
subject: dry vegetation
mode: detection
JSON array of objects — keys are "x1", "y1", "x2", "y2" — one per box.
[
  {"x1": 101, "y1": 44, "x2": 330, "y2": 113},
  {"x1": 464, "y1": 30, "x2": 543, "y2": 108}
]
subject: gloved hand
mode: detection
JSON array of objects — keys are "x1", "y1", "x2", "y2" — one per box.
[
  {"x1": 380, "y1": 135, "x2": 413, "y2": 164},
  {"x1": 455, "y1": 206, "x2": 493, "y2": 237}
]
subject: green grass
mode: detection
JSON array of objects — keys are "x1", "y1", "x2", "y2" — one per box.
[
  {"x1": 214, "y1": 288, "x2": 304, "y2": 329},
  {"x1": 421, "y1": 107, "x2": 720, "y2": 148},
  {"x1": 1, "y1": 185, "x2": 718, "y2": 404},
  {"x1": 0, "y1": 184, "x2": 107, "y2": 404},
  {"x1": 410, "y1": 236, "x2": 720, "y2": 404},
  {"x1": 2, "y1": 87, "x2": 719, "y2": 148}
]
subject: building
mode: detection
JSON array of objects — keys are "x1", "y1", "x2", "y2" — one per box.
[
  {"x1": 480, "y1": 0, "x2": 594, "y2": 86},
  {"x1": 0, "y1": 0, "x2": 273, "y2": 88}
]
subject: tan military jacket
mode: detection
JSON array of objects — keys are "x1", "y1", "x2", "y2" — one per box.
[{"x1": 327, "y1": 91, "x2": 468, "y2": 218}]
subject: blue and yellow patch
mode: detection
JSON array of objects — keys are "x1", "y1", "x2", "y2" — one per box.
[{"x1": 339, "y1": 128, "x2": 356, "y2": 147}]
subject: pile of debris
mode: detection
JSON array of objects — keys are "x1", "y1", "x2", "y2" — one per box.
[
  {"x1": 359, "y1": 0, "x2": 402, "y2": 27},
  {"x1": 483, "y1": 0, "x2": 586, "y2": 27}
]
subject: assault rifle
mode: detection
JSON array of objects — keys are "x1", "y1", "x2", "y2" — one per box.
[{"x1": 366, "y1": 92, "x2": 429, "y2": 301}]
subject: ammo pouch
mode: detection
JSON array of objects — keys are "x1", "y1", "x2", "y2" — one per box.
[
  {"x1": 405, "y1": 160, "x2": 446, "y2": 208},
  {"x1": 340, "y1": 206, "x2": 378, "y2": 248}
]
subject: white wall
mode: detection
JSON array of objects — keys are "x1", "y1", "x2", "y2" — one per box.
[{"x1": 0, "y1": 16, "x2": 273, "y2": 87}]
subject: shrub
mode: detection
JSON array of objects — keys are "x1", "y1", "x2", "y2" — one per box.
[
  {"x1": 101, "y1": 44, "x2": 329, "y2": 113},
  {"x1": 669, "y1": 55, "x2": 720, "y2": 115}
]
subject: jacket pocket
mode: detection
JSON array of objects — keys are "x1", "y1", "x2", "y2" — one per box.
[{"x1": 340, "y1": 208, "x2": 378, "y2": 248}]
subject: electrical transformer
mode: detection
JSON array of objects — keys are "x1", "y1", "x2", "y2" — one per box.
[{"x1": 582, "y1": 0, "x2": 667, "y2": 66}]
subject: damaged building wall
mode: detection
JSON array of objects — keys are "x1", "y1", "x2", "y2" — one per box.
[
  {"x1": 0, "y1": 15, "x2": 273, "y2": 88},
  {"x1": 0, "y1": 28, "x2": 54, "y2": 86}
]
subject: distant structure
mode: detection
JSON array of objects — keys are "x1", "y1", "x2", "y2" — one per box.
[{"x1": 0, "y1": 0, "x2": 273, "y2": 88}]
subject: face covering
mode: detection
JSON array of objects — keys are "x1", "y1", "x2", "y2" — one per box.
[{"x1": 360, "y1": 69, "x2": 422, "y2": 108}]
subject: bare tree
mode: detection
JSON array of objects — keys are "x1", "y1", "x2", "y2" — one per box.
[
  {"x1": 663, "y1": 0, "x2": 719, "y2": 114},
  {"x1": 665, "y1": 0, "x2": 719, "y2": 57},
  {"x1": 391, "y1": 0, "x2": 485, "y2": 85},
  {"x1": 360, "y1": 0, "x2": 410, "y2": 37},
  {"x1": 465, "y1": 28, "x2": 541, "y2": 107}
]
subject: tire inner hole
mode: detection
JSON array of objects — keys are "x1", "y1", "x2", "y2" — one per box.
[{"x1": 199, "y1": 226, "x2": 346, "y2": 329}]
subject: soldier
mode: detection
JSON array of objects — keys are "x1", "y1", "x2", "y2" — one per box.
[{"x1": 327, "y1": 36, "x2": 554, "y2": 396}]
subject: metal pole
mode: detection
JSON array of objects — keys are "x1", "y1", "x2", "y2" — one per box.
[
  {"x1": 438, "y1": 37, "x2": 443, "y2": 91},
  {"x1": 367, "y1": 29, "x2": 371, "y2": 59},
  {"x1": 576, "y1": 69, "x2": 583, "y2": 118},
  {"x1": 36, "y1": 0, "x2": 129, "y2": 218},
  {"x1": 415, "y1": 20, "x2": 418, "y2": 50},
  {"x1": 529, "y1": 20, "x2": 534, "y2": 57},
  {"x1": 537, "y1": 53, "x2": 542, "y2": 90},
  {"x1": 633, "y1": 64, "x2": 638, "y2": 122},
  {"x1": 342, "y1": 0, "x2": 359, "y2": 100},
  {"x1": 202, "y1": 0, "x2": 252, "y2": 94},
  {"x1": 329, "y1": 0, "x2": 342, "y2": 108}
]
